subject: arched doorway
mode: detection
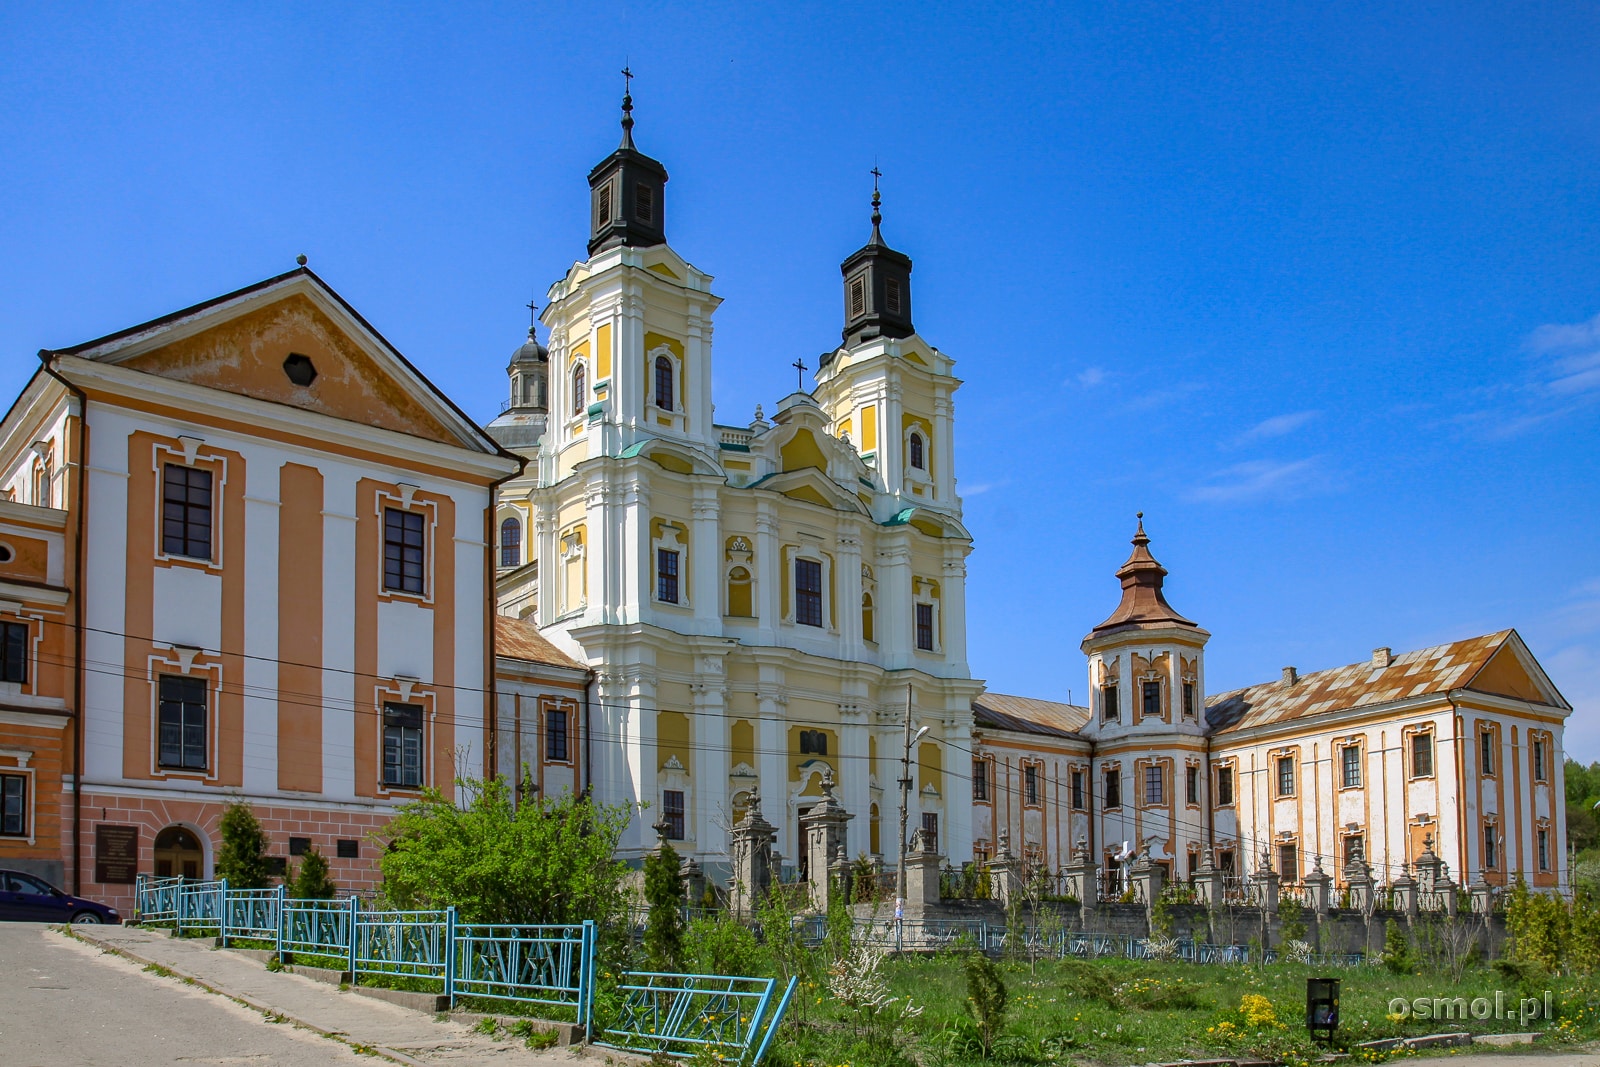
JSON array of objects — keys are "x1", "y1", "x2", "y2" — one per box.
[{"x1": 153, "y1": 825, "x2": 205, "y2": 880}]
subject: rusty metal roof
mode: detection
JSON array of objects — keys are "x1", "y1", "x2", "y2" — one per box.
[
  {"x1": 1204, "y1": 630, "x2": 1554, "y2": 734},
  {"x1": 973, "y1": 692, "x2": 1090, "y2": 739},
  {"x1": 494, "y1": 615, "x2": 587, "y2": 672}
]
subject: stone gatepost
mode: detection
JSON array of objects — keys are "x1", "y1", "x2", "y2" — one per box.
[
  {"x1": 799, "y1": 769, "x2": 853, "y2": 913},
  {"x1": 1256, "y1": 848, "x2": 1280, "y2": 918},
  {"x1": 1415, "y1": 834, "x2": 1444, "y2": 895},
  {"x1": 1304, "y1": 857, "x2": 1332, "y2": 918},
  {"x1": 1439, "y1": 875, "x2": 1458, "y2": 917},
  {"x1": 1132, "y1": 851, "x2": 1165, "y2": 913},
  {"x1": 1392, "y1": 868, "x2": 1418, "y2": 922},
  {"x1": 729, "y1": 787, "x2": 778, "y2": 918},
  {"x1": 904, "y1": 827, "x2": 944, "y2": 910},
  {"x1": 1469, "y1": 875, "x2": 1494, "y2": 916},
  {"x1": 1345, "y1": 851, "x2": 1374, "y2": 913},
  {"x1": 1194, "y1": 853, "x2": 1225, "y2": 909},
  {"x1": 1067, "y1": 838, "x2": 1098, "y2": 919},
  {"x1": 681, "y1": 857, "x2": 708, "y2": 909},
  {"x1": 989, "y1": 829, "x2": 1021, "y2": 908}
]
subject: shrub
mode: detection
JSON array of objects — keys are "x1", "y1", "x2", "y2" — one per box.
[
  {"x1": 964, "y1": 951, "x2": 1008, "y2": 1057},
  {"x1": 643, "y1": 841, "x2": 686, "y2": 971},
  {"x1": 685, "y1": 913, "x2": 761, "y2": 976},
  {"x1": 1382, "y1": 918, "x2": 1413, "y2": 974},
  {"x1": 378, "y1": 774, "x2": 631, "y2": 931},
  {"x1": 289, "y1": 845, "x2": 338, "y2": 900},
  {"x1": 216, "y1": 803, "x2": 274, "y2": 889}
]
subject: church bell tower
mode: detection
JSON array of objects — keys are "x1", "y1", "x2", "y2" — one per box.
[{"x1": 587, "y1": 69, "x2": 668, "y2": 255}]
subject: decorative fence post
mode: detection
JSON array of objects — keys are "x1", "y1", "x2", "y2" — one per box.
[
  {"x1": 799, "y1": 769, "x2": 852, "y2": 913},
  {"x1": 580, "y1": 919, "x2": 598, "y2": 1039},
  {"x1": 275, "y1": 884, "x2": 287, "y2": 964},
  {"x1": 444, "y1": 906, "x2": 458, "y2": 1009},
  {"x1": 904, "y1": 828, "x2": 944, "y2": 911},
  {"x1": 176, "y1": 880, "x2": 186, "y2": 937},
  {"x1": 729, "y1": 788, "x2": 778, "y2": 919},
  {"x1": 347, "y1": 895, "x2": 360, "y2": 984},
  {"x1": 1392, "y1": 868, "x2": 1418, "y2": 922},
  {"x1": 1304, "y1": 857, "x2": 1331, "y2": 918},
  {"x1": 218, "y1": 879, "x2": 231, "y2": 947},
  {"x1": 1194, "y1": 853, "x2": 1224, "y2": 909},
  {"x1": 989, "y1": 830, "x2": 1020, "y2": 908},
  {"x1": 1469, "y1": 875, "x2": 1493, "y2": 916}
]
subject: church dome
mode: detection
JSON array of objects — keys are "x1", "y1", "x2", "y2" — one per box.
[{"x1": 508, "y1": 328, "x2": 548, "y2": 369}]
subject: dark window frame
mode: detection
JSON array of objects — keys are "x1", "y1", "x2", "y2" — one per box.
[
  {"x1": 500, "y1": 516, "x2": 521, "y2": 568},
  {"x1": 1101, "y1": 683, "x2": 1119, "y2": 721},
  {"x1": 663, "y1": 789, "x2": 685, "y2": 840},
  {"x1": 1185, "y1": 764, "x2": 1199, "y2": 806},
  {"x1": 0, "y1": 620, "x2": 27, "y2": 684},
  {"x1": 546, "y1": 706, "x2": 570, "y2": 763},
  {"x1": 1483, "y1": 822, "x2": 1498, "y2": 869},
  {"x1": 1533, "y1": 737, "x2": 1548, "y2": 782},
  {"x1": 383, "y1": 508, "x2": 426, "y2": 595},
  {"x1": 1278, "y1": 843, "x2": 1298, "y2": 882},
  {"x1": 1480, "y1": 729, "x2": 1495, "y2": 777},
  {"x1": 886, "y1": 276, "x2": 902, "y2": 315},
  {"x1": 656, "y1": 548, "x2": 680, "y2": 604},
  {"x1": 920, "y1": 811, "x2": 938, "y2": 853},
  {"x1": 849, "y1": 276, "x2": 865, "y2": 318},
  {"x1": 1070, "y1": 769, "x2": 1085, "y2": 810},
  {"x1": 1181, "y1": 680, "x2": 1197, "y2": 718},
  {"x1": 1144, "y1": 764, "x2": 1164, "y2": 806},
  {"x1": 1103, "y1": 767, "x2": 1122, "y2": 809},
  {"x1": 908, "y1": 432, "x2": 924, "y2": 470},
  {"x1": 635, "y1": 183, "x2": 654, "y2": 224},
  {"x1": 0, "y1": 772, "x2": 26, "y2": 837},
  {"x1": 799, "y1": 729, "x2": 828, "y2": 756},
  {"x1": 915, "y1": 602, "x2": 935, "y2": 651},
  {"x1": 1216, "y1": 765, "x2": 1235, "y2": 807},
  {"x1": 1024, "y1": 763, "x2": 1040, "y2": 806},
  {"x1": 654, "y1": 354, "x2": 674, "y2": 412},
  {"x1": 1410, "y1": 731, "x2": 1434, "y2": 779},
  {"x1": 1341, "y1": 745, "x2": 1362, "y2": 788},
  {"x1": 1276, "y1": 755, "x2": 1295, "y2": 797},
  {"x1": 1538, "y1": 827, "x2": 1550, "y2": 871},
  {"x1": 972, "y1": 758, "x2": 989, "y2": 802},
  {"x1": 1141, "y1": 680, "x2": 1161, "y2": 720},
  {"x1": 382, "y1": 702, "x2": 424, "y2": 789},
  {"x1": 161, "y1": 463, "x2": 214, "y2": 561},
  {"x1": 794, "y1": 558, "x2": 823, "y2": 628},
  {"x1": 572, "y1": 363, "x2": 587, "y2": 416},
  {"x1": 157, "y1": 673, "x2": 209, "y2": 771}
]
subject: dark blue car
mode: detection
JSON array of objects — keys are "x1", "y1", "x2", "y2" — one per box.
[{"x1": 0, "y1": 869, "x2": 121, "y2": 923}]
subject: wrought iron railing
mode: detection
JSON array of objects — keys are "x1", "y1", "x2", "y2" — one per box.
[{"x1": 598, "y1": 971, "x2": 797, "y2": 1065}]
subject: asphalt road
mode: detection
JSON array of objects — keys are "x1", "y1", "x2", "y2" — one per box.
[{"x1": 0, "y1": 923, "x2": 372, "y2": 1067}]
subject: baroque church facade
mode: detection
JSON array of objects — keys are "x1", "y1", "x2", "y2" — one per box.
[{"x1": 0, "y1": 89, "x2": 1574, "y2": 910}]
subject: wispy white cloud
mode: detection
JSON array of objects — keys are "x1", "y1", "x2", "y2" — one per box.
[
  {"x1": 1119, "y1": 380, "x2": 1205, "y2": 413},
  {"x1": 1230, "y1": 409, "x2": 1319, "y2": 447},
  {"x1": 1066, "y1": 366, "x2": 1107, "y2": 388},
  {"x1": 1527, "y1": 311, "x2": 1600, "y2": 397},
  {"x1": 1183, "y1": 456, "x2": 1331, "y2": 503},
  {"x1": 1458, "y1": 311, "x2": 1600, "y2": 438}
]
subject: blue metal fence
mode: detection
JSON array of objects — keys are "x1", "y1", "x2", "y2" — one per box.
[{"x1": 598, "y1": 971, "x2": 798, "y2": 1065}]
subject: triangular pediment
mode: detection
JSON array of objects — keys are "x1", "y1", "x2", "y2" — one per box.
[
  {"x1": 1466, "y1": 634, "x2": 1568, "y2": 709},
  {"x1": 754, "y1": 468, "x2": 866, "y2": 514},
  {"x1": 60, "y1": 270, "x2": 498, "y2": 453}
]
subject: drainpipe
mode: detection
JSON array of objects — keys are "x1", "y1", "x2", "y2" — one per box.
[
  {"x1": 37, "y1": 350, "x2": 87, "y2": 894},
  {"x1": 583, "y1": 668, "x2": 595, "y2": 797},
  {"x1": 483, "y1": 457, "x2": 526, "y2": 785}
]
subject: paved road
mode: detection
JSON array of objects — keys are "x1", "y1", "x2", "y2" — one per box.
[{"x1": 0, "y1": 922, "x2": 372, "y2": 1066}]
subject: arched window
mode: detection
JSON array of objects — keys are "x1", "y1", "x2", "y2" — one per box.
[
  {"x1": 654, "y1": 355, "x2": 674, "y2": 412},
  {"x1": 861, "y1": 592, "x2": 875, "y2": 643},
  {"x1": 571, "y1": 364, "x2": 587, "y2": 416},
  {"x1": 499, "y1": 517, "x2": 521, "y2": 568},
  {"x1": 908, "y1": 432, "x2": 925, "y2": 471}
]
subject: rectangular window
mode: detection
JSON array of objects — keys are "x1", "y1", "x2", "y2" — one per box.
[
  {"x1": 1343, "y1": 835, "x2": 1364, "y2": 871},
  {"x1": 1104, "y1": 767, "x2": 1121, "y2": 809},
  {"x1": 1024, "y1": 764, "x2": 1040, "y2": 806},
  {"x1": 663, "y1": 790, "x2": 685, "y2": 840},
  {"x1": 1411, "y1": 732, "x2": 1434, "y2": 778},
  {"x1": 596, "y1": 184, "x2": 612, "y2": 226},
  {"x1": 1341, "y1": 745, "x2": 1362, "y2": 788},
  {"x1": 383, "y1": 702, "x2": 424, "y2": 788},
  {"x1": 1218, "y1": 849, "x2": 1236, "y2": 877},
  {"x1": 288, "y1": 836, "x2": 311, "y2": 857},
  {"x1": 1216, "y1": 766, "x2": 1234, "y2": 806},
  {"x1": 886, "y1": 277, "x2": 902, "y2": 315},
  {"x1": 920, "y1": 811, "x2": 938, "y2": 854},
  {"x1": 337, "y1": 839, "x2": 360, "y2": 859},
  {"x1": 1070, "y1": 769, "x2": 1084, "y2": 810},
  {"x1": 972, "y1": 758, "x2": 988, "y2": 802},
  {"x1": 1182, "y1": 680, "x2": 1197, "y2": 718},
  {"x1": 1481, "y1": 730, "x2": 1495, "y2": 776},
  {"x1": 161, "y1": 464, "x2": 213, "y2": 560},
  {"x1": 1101, "y1": 684, "x2": 1119, "y2": 721},
  {"x1": 849, "y1": 276, "x2": 865, "y2": 318},
  {"x1": 0, "y1": 773, "x2": 25, "y2": 836},
  {"x1": 1279, "y1": 843, "x2": 1299, "y2": 881},
  {"x1": 1534, "y1": 738, "x2": 1548, "y2": 782},
  {"x1": 1185, "y1": 765, "x2": 1199, "y2": 805},
  {"x1": 1483, "y1": 823, "x2": 1498, "y2": 869},
  {"x1": 1276, "y1": 756, "x2": 1295, "y2": 796},
  {"x1": 0, "y1": 621, "x2": 27, "y2": 684},
  {"x1": 383, "y1": 508, "x2": 426, "y2": 594},
  {"x1": 1144, "y1": 765, "x2": 1163, "y2": 806},
  {"x1": 799, "y1": 729, "x2": 828, "y2": 756},
  {"x1": 1538, "y1": 828, "x2": 1550, "y2": 871},
  {"x1": 794, "y1": 558, "x2": 823, "y2": 627},
  {"x1": 657, "y1": 548, "x2": 680, "y2": 604},
  {"x1": 157, "y1": 674, "x2": 208, "y2": 770},
  {"x1": 546, "y1": 707, "x2": 569, "y2": 762},
  {"x1": 915, "y1": 602, "x2": 935, "y2": 651},
  {"x1": 635, "y1": 183, "x2": 654, "y2": 224},
  {"x1": 1141, "y1": 680, "x2": 1161, "y2": 719}
]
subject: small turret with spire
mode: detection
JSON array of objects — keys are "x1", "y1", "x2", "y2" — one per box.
[
  {"x1": 586, "y1": 66, "x2": 669, "y2": 256},
  {"x1": 1090, "y1": 513, "x2": 1200, "y2": 636},
  {"x1": 839, "y1": 167, "x2": 914, "y2": 345}
]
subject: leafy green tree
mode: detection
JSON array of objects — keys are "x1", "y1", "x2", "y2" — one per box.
[
  {"x1": 215, "y1": 802, "x2": 273, "y2": 889},
  {"x1": 1504, "y1": 877, "x2": 1569, "y2": 974},
  {"x1": 643, "y1": 839, "x2": 686, "y2": 970},
  {"x1": 378, "y1": 774, "x2": 631, "y2": 929},
  {"x1": 289, "y1": 845, "x2": 338, "y2": 900},
  {"x1": 964, "y1": 950, "x2": 1008, "y2": 1058},
  {"x1": 1381, "y1": 918, "x2": 1413, "y2": 974}
]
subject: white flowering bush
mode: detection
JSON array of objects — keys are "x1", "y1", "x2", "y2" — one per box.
[
  {"x1": 827, "y1": 941, "x2": 924, "y2": 1039},
  {"x1": 1283, "y1": 939, "x2": 1313, "y2": 964}
]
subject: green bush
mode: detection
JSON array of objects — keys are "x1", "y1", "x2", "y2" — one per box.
[
  {"x1": 964, "y1": 951, "x2": 1008, "y2": 1057},
  {"x1": 643, "y1": 840, "x2": 686, "y2": 971},
  {"x1": 289, "y1": 845, "x2": 338, "y2": 900},
  {"x1": 216, "y1": 802, "x2": 273, "y2": 889},
  {"x1": 1383, "y1": 918, "x2": 1413, "y2": 974}
]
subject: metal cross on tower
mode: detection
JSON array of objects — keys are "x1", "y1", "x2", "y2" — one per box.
[{"x1": 792, "y1": 357, "x2": 808, "y2": 392}]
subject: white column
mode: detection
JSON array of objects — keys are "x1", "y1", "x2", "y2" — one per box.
[
  {"x1": 884, "y1": 380, "x2": 904, "y2": 498},
  {"x1": 940, "y1": 549, "x2": 969, "y2": 675},
  {"x1": 686, "y1": 304, "x2": 716, "y2": 450},
  {"x1": 692, "y1": 672, "x2": 729, "y2": 861},
  {"x1": 621, "y1": 668, "x2": 658, "y2": 856},
  {"x1": 945, "y1": 712, "x2": 974, "y2": 861},
  {"x1": 836, "y1": 525, "x2": 864, "y2": 657},
  {"x1": 933, "y1": 390, "x2": 956, "y2": 508},
  {"x1": 839, "y1": 704, "x2": 870, "y2": 857},
  {"x1": 755, "y1": 506, "x2": 780, "y2": 644},
  {"x1": 757, "y1": 689, "x2": 788, "y2": 865},
  {"x1": 876, "y1": 540, "x2": 912, "y2": 670},
  {"x1": 691, "y1": 488, "x2": 720, "y2": 636},
  {"x1": 621, "y1": 476, "x2": 648, "y2": 626}
]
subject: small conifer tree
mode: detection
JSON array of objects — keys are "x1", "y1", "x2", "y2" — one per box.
[
  {"x1": 643, "y1": 838, "x2": 686, "y2": 971},
  {"x1": 290, "y1": 845, "x2": 338, "y2": 900},
  {"x1": 215, "y1": 802, "x2": 273, "y2": 889},
  {"x1": 965, "y1": 949, "x2": 1008, "y2": 1057},
  {"x1": 1382, "y1": 917, "x2": 1413, "y2": 974}
]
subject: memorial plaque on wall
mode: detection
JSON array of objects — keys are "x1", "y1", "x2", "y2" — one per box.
[{"x1": 95, "y1": 824, "x2": 139, "y2": 884}]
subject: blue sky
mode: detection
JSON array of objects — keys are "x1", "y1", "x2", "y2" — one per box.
[{"x1": 3, "y1": 4, "x2": 1598, "y2": 755}]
